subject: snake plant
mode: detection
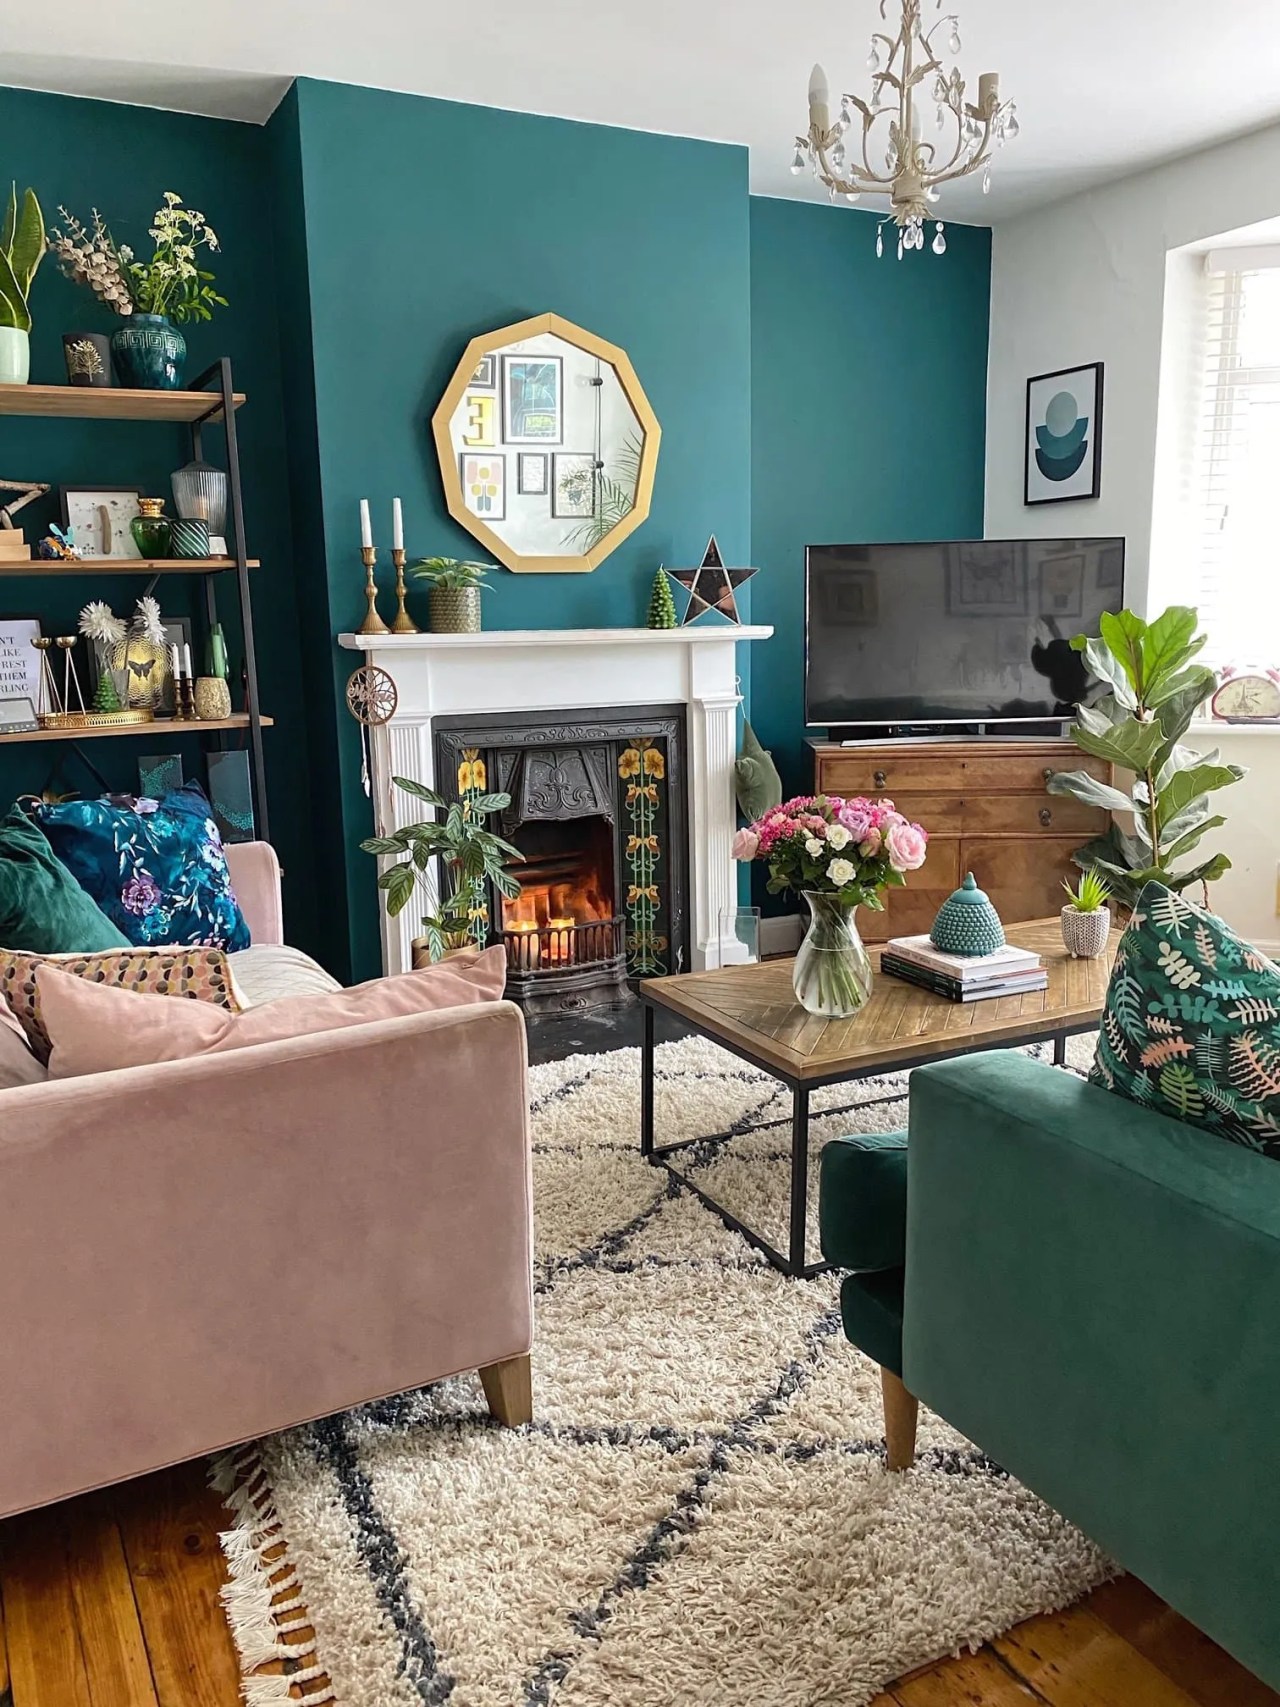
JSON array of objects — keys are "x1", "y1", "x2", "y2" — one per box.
[{"x1": 0, "y1": 185, "x2": 46, "y2": 333}]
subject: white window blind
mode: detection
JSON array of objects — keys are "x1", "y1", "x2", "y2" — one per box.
[{"x1": 1190, "y1": 256, "x2": 1280, "y2": 665}]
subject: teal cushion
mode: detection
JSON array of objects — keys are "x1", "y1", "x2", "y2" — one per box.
[
  {"x1": 840, "y1": 1269, "x2": 905, "y2": 1376},
  {"x1": 0, "y1": 807, "x2": 129, "y2": 953},
  {"x1": 819, "y1": 1129, "x2": 909, "y2": 1270},
  {"x1": 1091, "y1": 880, "x2": 1280, "y2": 1159},
  {"x1": 734, "y1": 721, "x2": 782, "y2": 822}
]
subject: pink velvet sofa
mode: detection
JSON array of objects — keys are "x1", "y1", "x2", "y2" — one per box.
[{"x1": 0, "y1": 842, "x2": 534, "y2": 1519}]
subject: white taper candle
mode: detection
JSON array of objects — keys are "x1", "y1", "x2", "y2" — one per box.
[
  {"x1": 359, "y1": 498, "x2": 373, "y2": 549},
  {"x1": 392, "y1": 497, "x2": 404, "y2": 552}
]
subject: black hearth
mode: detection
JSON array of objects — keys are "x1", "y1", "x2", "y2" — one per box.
[{"x1": 435, "y1": 706, "x2": 688, "y2": 1018}]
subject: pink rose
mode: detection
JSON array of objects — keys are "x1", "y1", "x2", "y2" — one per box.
[
  {"x1": 839, "y1": 803, "x2": 874, "y2": 843},
  {"x1": 858, "y1": 829, "x2": 881, "y2": 858},
  {"x1": 731, "y1": 827, "x2": 759, "y2": 862},
  {"x1": 885, "y1": 820, "x2": 928, "y2": 872}
]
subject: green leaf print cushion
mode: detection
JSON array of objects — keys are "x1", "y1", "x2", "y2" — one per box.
[{"x1": 1091, "y1": 880, "x2": 1280, "y2": 1157}]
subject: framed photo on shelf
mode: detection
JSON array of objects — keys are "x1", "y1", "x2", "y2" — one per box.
[
  {"x1": 0, "y1": 617, "x2": 42, "y2": 710},
  {"x1": 59, "y1": 486, "x2": 144, "y2": 561},
  {"x1": 517, "y1": 452, "x2": 549, "y2": 496},
  {"x1": 459, "y1": 453, "x2": 506, "y2": 521},
  {"x1": 502, "y1": 354, "x2": 562, "y2": 444},
  {"x1": 1024, "y1": 362, "x2": 1104, "y2": 506},
  {"x1": 552, "y1": 453, "x2": 596, "y2": 519}
]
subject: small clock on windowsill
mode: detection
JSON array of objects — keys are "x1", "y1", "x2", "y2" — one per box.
[{"x1": 1210, "y1": 668, "x2": 1280, "y2": 723}]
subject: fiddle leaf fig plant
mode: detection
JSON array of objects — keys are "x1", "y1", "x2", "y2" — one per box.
[
  {"x1": 1048, "y1": 606, "x2": 1245, "y2": 907},
  {"x1": 360, "y1": 774, "x2": 522, "y2": 961},
  {"x1": 0, "y1": 184, "x2": 46, "y2": 333}
]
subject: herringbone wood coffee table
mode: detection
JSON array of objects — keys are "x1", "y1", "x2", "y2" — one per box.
[{"x1": 640, "y1": 919, "x2": 1116, "y2": 1276}]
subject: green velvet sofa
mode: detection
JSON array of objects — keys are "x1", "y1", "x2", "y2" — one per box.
[{"x1": 819, "y1": 1048, "x2": 1280, "y2": 1691}]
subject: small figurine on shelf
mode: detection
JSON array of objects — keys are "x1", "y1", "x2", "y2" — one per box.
[
  {"x1": 92, "y1": 669, "x2": 122, "y2": 714},
  {"x1": 647, "y1": 566, "x2": 678, "y2": 629},
  {"x1": 36, "y1": 522, "x2": 81, "y2": 561}
]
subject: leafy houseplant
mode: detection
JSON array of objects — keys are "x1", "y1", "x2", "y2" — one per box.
[
  {"x1": 411, "y1": 557, "x2": 491, "y2": 634},
  {"x1": 1048, "y1": 606, "x2": 1245, "y2": 908},
  {"x1": 360, "y1": 775, "x2": 523, "y2": 964},
  {"x1": 0, "y1": 185, "x2": 47, "y2": 384},
  {"x1": 733, "y1": 794, "x2": 928, "y2": 1017},
  {"x1": 1060, "y1": 870, "x2": 1112, "y2": 959},
  {"x1": 50, "y1": 193, "x2": 227, "y2": 390}
]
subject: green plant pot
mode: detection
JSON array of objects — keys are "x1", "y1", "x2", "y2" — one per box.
[
  {"x1": 111, "y1": 313, "x2": 186, "y2": 390},
  {"x1": 0, "y1": 328, "x2": 30, "y2": 385},
  {"x1": 430, "y1": 587, "x2": 482, "y2": 634}
]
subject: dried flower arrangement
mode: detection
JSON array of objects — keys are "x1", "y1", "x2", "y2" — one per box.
[{"x1": 50, "y1": 193, "x2": 228, "y2": 324}]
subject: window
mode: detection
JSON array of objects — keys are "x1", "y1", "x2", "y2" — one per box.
[{"x1": 1187, "y1": 252, "x2": 1280, "y2": 664}]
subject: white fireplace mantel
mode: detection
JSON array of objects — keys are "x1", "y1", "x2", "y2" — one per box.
[{"x1": 339, "y1": 626, "x2": 773, "y2": 976}]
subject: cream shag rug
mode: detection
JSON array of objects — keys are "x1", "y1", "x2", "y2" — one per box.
[{"x1": 214, "y1": 1033, "x2": 1109, "y2": 1707}]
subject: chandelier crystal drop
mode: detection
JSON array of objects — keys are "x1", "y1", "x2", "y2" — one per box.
[{"x1": 793, "y1": 0, "x2": 1018, "y2": 260}]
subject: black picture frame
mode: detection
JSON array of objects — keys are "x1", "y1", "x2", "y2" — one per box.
[
  {"x1": 551, "y1": 452, "x2": 596, "y2": 520},
  {"x1": 58, "y1": 485, "x2": 145, "y2": 560},
  {"x1": 517, "y1": 452, "x2": 549, "y2": 496},
  {"x1": 157, "y1": 616, "x2": 192, "y2": 718},
  {"x1": 470, "y1": 354, "x2": 496, "y2": 389},
  {"x1": 501, "y1": 353, "x2": 563, "y2": 445},
  {"x1": 1024, "y1": 362, "x2": 1104, "y2": 507}
]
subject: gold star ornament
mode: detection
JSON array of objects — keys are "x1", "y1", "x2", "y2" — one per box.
[{"x1": 664, "y1": 536, "x2": 758, "y2": 625}]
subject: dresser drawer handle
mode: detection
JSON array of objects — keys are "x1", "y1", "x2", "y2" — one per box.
[
  {"x1": 874, "y1": 769, "x2": 887, "y2": 788},
  {"x1": 1042, "y1": 767, "x2": 1054, "y2": 783},
  {"x1": 1039, "y1": 807, "x2": 1052, "y2": 826}
]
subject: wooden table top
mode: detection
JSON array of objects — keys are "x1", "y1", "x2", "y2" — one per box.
[{"x1": 641, "y1": 919, "x2": 1116, "y2": 1084}]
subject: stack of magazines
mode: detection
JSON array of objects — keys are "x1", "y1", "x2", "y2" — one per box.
[{"x1": 881, "y1": 935, "x2": 1047, "y2": 1003}]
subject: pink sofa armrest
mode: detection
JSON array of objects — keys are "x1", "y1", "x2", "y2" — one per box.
[
  {"x1": 0, "y1": 999, "x2": 532, "y2": 1517},
  {"x1": 225, "y1": 840, "x2": 284, "y2": 945}
]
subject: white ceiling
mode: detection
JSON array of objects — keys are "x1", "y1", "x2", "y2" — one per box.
[{"x1": 4, "y1": 0, "x2": 1280, "y2": 223}]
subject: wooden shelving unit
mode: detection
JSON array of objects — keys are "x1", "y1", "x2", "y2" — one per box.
[
  {"x1": 0, "y1": 558, "x2": 259, "y2": 577},
  {"x1": 0, "y1": 360, "x2": 270, "y2": 837},
  {"x1": 0, "y1": 715, "x2": 273, "y2": 746},
  {"x1": 0, "y1": 383, "x2": 245, "y2": 423}
]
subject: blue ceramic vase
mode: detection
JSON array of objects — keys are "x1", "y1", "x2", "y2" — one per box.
[
  {"x1": 929, "y1": 872, "x2": 1006, "y2": 957},
  {"x1": 111, "y1": 313, "x2": 186, "y2": 390}
]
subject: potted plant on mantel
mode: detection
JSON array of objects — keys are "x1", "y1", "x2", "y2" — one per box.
[
  {"x1": 361, "y1": 774, "x2": 523, "y2": 966},
  {"x1": 410, "y1": 557, "x2": 491, "y2": 634},
  {"x1": 49, "y1": 192, "x2": 227, "y2": 390}
]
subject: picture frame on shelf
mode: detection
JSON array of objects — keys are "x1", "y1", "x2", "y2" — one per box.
[
  {"x1": 1024, "y1": 362, "x2": 1104, "y2": 506},
  {"x1": 502, "y1": 354, "x2": 563, "y2": 445},
  {"x1": 552, "y1": 452, "x2": 596, "y2": 520},
  {"x1": 0, "y1": 694, "x2": 38, "y2": 734},
  {"x1": 517, "y1": 452, "x2": 549, "y2": 496},
  {"x1": 59, "y1": 486, "x2": 144, "y2": 561},
  {"x1": 207, "y1": 749, "x2": 255, "y2": 842},
  {"x1": 0, "y1": 617, "x2": 43, "y2": 710},
  {"x1": 138, "y1": 754, "x2": 184, "y2": 799}
]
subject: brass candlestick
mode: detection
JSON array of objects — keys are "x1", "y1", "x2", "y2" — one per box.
[
  {"x1": 390, "y1": 547, "x2": 420, "y2": 634},
  {"x1": 357, "y1": 545, "x2": 390, "y2": 637}
]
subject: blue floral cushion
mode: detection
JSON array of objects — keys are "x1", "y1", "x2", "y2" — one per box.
[{"x1": 31, "y1": 783, "x2": 250, "y2": 951}]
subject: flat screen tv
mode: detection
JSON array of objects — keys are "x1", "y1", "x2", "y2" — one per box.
[{"x1": 805, "y1": 537, "x2": 1126, "y2": 730}]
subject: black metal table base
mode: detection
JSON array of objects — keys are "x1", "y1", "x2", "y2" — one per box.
[{"x1": 639, "y1": 996, "x2": 1079, "y2": 1277}]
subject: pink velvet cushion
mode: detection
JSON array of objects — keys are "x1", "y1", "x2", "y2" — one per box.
[{"x1": 40, "y1": 945, "x2": 508, "y2": 1079}]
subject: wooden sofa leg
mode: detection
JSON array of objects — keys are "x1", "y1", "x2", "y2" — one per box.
[
  {"x1": 480, "y1": 1353, "x2": 532, "y2": 1426},
  {"x1": 881, "y1": 1367, "x2": 919, "y2": 1471}
]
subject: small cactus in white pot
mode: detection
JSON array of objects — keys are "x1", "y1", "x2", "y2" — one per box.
[{"x1": 1061, "y1": 871, "x2": 1112, "y2": 958}]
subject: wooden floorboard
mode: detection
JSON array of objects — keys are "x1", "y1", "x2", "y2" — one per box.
[{"x1": 0, "y1": 1460, "x2": 1274, "y2": 1707}]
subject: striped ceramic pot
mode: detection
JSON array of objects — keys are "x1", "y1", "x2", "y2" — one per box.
[{"x1": 1061, "y1": 905, "x2": 1111, "y2": 959}]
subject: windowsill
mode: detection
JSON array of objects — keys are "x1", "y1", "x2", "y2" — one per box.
[{"x1": 1191, "y1": 719, "x2": 1280, "y2": 737}]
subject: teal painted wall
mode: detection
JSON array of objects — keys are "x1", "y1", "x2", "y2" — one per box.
[
  {"x1": 278, "y1": 79, "x2": 754, "y2": 981},
  {"x1": 748, "y1": 196, "x2": 991, "y2": 801},
  {"x1": 0, "y1": 86, "x2": 319, "y2": 955}
]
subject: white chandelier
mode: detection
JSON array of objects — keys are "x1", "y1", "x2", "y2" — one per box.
[{"x1": 793, "y1": 0, "x2": 1018, "y2": 258}]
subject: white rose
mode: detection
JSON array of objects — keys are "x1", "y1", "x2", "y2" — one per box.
[
  {"x1": 827, "y1": 858, "x2": 855, "y2": 885},
  {"x1": 805, "y1": 837, "x2": 824, "y2": 857},
  {"x1": 826, "y1": 823, "x2": 852, "y2": 850}
]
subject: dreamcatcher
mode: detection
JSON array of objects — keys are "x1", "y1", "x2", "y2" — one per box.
[{"x1": 345, "y1": 664, "x2": 398, "y2": 800}]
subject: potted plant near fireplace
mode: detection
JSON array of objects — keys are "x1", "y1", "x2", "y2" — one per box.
[{"x1": 360, "y1": 774, "x2": 523, "y2": 965}]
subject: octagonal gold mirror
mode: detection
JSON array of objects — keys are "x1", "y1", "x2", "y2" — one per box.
[{"x1": 431, "y1": 312, "x2": 661, "y2": 574}]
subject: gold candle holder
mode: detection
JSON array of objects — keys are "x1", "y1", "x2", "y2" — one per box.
[
  {"x1": 358, "y1": 545, "x2": 390, "y2": 636},
  {"x1": 390, "y1": 546, "x2": 420, "y2": 634}
]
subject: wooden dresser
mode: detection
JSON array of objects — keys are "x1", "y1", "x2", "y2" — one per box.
[{"x1": 809, "y1": 739, "x2": 1110, "y2": 943}]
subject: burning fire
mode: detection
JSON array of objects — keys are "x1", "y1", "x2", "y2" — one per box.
[{"x1": 502, "y1": 872, "x2": 612, "y2": 969}]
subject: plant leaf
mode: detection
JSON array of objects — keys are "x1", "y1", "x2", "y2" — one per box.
[
  {"x1": 1139, "y1": 606, "x2": 1203, "y2": 701},
  {"x1": 0, "y1": 184, "x2": 15, "y2": 259},
  {"x1": 1152, "y1": 679, "x2": 1213, "y2": 761},
  {"x1": 392, "y1": 775, "x2": 446, "y2": 808},
  {"x1": 1098, "y1": 610, "x2": 1148, "y2": 696},
  {"x1": 1045, "y1": 769, "x2": 1136, "y2": 815},
  {"x1": 1155, "y1": 762, "x2": 1245, "y2": 831},
  {"x1": 464, "y1": 791, "x2": 512, "y2": 815},
  {"x1": 1146, "y1": 662, "x2": 1213, "y2": 712},
  {"x1": 377, "y1": 863, "x2": 417, "y2": 917},
  {"x1": 1155, "y1": 741, "x2": 1217, "y2": 793},
  {"x1": 1162, "y1": 814, "x2": 1226, "y2": 865},
  {"x1": 360, "y1": 833, "x2": 409, "y2": 856},
  {"x1": 0, "y1": 248, "x2": 30, "y2": 332},
  {"x1": 1069, "y1": 707, "x2": 1165, "y2": 773},
  {"x1": 1165, "y1": 852, "x2": 1232, "y2": 892},
  {"x1": 1077, "y1": 636, "x2": 1138, "y2": 710},
  {"x1": 10, "y1": 187, "x2": 44, "y2": 297}
]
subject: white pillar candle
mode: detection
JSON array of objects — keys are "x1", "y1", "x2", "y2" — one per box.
[
  {"x1": 170, "y1": 643, "x2": 181, "y2": 680},
  {"x1": 359, "y1": 498, "x2": 373, "y2": 549},
  {"x1": 392, "y1": 497, "x2": 404, "y2": 552},
  {"x1": 183, "y1": 642, "x2": 193, "y2": 681},
  {"x1": 808, "y1": 63, "x2": 830, "y2": 134}
]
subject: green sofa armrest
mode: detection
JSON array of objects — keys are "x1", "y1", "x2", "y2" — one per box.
[
  {"x1": 819, "y1": 1128, "x2": 909, "y2": 1271},
  {"x1": 903, "y1": 1050, "x2": 1280, "y2": 1691}
]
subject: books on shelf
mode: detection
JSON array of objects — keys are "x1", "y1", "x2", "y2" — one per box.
[
  {"x1": 881, "y1": 932, "x2": 1046, "y2": 1003},
  {"x1": 0, "y1": 528, "x2": 31, "y2": 560}
]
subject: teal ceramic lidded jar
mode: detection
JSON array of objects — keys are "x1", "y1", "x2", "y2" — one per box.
[{"x1": 929, "y1": 873, "x2": 1005, "y2": 957}]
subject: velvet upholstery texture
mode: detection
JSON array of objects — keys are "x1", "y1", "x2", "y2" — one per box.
[
  {"x1": 903, "y1": 1049, "x2": 1280, "y2": 1691},
  {"x1": 819, "y1": 1129, "x2": 909, "y2": 1271},
  {"x1": 0, "y1": 809, "x2": 128, "y2": 954},
  {"x1": 0, "y1": 1000, "x2": 533, "y2": 1519},
  {"x1": 839, "y1": 1268, "x2": 906, "y2": 1377},
  {"x1": 40, "y1": 946, "x2": 508, "y2": 1078},
  {"x1": 32, "y1": 785, "x2": 250, "y2": 951}
]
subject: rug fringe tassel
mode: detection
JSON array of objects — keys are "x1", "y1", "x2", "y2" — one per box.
[{"x1": 210, "y1": 1447, "x2": 336, "y2": 1707}]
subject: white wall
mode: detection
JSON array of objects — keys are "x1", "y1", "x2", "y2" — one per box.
[{"x1": 984, "y1": 121, "x2": 1280, "y2": 949}]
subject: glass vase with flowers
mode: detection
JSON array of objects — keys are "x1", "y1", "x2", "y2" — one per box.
[{"x1": 732, "y1": 795, "x2": 928, "y2": 1017}]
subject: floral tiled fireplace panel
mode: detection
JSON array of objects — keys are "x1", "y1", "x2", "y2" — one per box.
[{"x1": 434, "y1": 706, "x2": 689, "y2": 1016}]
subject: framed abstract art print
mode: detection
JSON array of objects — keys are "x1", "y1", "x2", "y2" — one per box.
[{"x1": 1024, "y1": 363, "x2": 1103, "y2": 505}]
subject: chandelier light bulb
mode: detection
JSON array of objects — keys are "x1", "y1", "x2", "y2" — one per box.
[{"x1": 808, "y1": 62, "x2": 831, "y2": 133}]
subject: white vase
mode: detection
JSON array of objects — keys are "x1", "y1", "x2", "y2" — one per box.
[
  {"x1": 0, "y1": 327, "x2": 30, "y2": 385},
  {"x1": 1060, "y1": 904, "x2": 1111, "y2": 958}
]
